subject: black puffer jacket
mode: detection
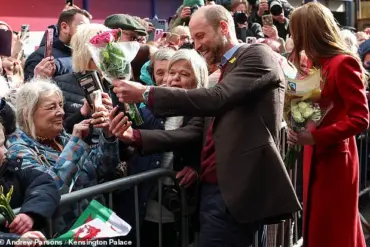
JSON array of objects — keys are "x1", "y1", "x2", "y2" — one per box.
[
  {"x1": 0, "y1": 158, "x2": 60, "y2": 232},
  {"x1": 53, "y1": 72, "x2": 85, "y2": 122},
  {"x1": 24, "y1": 25, "x2": 73, "y2": 82}
]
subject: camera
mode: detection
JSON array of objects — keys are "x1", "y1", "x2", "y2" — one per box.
[
  {"x1": 269, "y1": 0, "x2": 283, "y2": 16},
  {"x1": 234, "y1": 11, "x2": 248, "y2": 25},
  {"x1": 190, "y1": 5, "x2": 200, "y2": 15}
]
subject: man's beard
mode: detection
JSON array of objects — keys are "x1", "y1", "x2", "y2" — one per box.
[{"x1": 206, "y1": 36, "x2": 225, "y2": 66}]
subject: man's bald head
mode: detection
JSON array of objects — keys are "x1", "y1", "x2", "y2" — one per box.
[{"x1": 191, "y1": 5, "x2": 236, "y2": 37}]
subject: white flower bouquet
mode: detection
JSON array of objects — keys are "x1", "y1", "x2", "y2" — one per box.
[{"x1": 283, "y1": 68, "x2": 332, "y2": 169}]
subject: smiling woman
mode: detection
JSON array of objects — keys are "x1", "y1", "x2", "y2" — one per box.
[{"x1": 5, "y1": 79, "x2": 120, "y2": 235}]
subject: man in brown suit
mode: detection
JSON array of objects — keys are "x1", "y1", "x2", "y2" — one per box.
[{"x1": 110, "y1": 5, "x2": 301, "y2": 247}]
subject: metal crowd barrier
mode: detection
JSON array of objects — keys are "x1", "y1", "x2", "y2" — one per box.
[
  {"x1": 0, "y1": 169, "x2": 189, "y2": 247},
  {"x1": 11, "y1": 124, "x2": 370, "y2": 247}
]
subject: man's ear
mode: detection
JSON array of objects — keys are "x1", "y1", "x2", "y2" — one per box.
[
  {"x1": 219, "y1": 20, "x2": 229, "y2": 36},
  {"x1": 60, "y1": 22, "x2": 70, "y2": 34}
]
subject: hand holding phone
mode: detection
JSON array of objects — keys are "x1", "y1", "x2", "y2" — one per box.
[
  {"x1": 44, "y1": 28, "x2": 54, "y2": 58},
  {"x1": 262, "y1": 14, "x2": 273, "y2": 27},
  {"x1": 0, "y1": 29, "x2": 13, "y2": 57},
  {"x1": 65, "y1": 0, "x2": 74, "y2": 6}
]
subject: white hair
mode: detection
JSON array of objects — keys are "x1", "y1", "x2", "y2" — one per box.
[
  {"x1": 340, "y1": 29, "x2": 358, "y2": 54},
  {"x1": 168, "y1": 49, "x2": 208, "y2": 88},
  {"x1": 71, "y1": 23, "x2": 111, "y2": 72},
  {"x1": 16, "y1": 79, "x2": 63, "y2": 138}
]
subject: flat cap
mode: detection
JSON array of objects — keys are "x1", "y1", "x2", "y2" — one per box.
[{"x1": 104, "y1": 14, "x2": 147, "y2": 36}]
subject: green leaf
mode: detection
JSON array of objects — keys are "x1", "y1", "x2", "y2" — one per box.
[{"x1": 6, "y1": 186, "x2": 13, "y2": 204}]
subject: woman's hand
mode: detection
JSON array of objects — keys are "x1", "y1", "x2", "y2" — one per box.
[
  {"x1": 101, "y1": 92, "x2": 113, "y2": 111},
  {"x1": 262, "y1": 25, "x2": 279, "y2": 41},
  {"x1": 72, "y1": 119, "x2": 91, "y2": 139},
  {"x1": 91, "y1": 105, "x2": 111, "y2": 137},
  {"x1": 176, "y1": 166, "x2": 198, "y2": 188},
  {"x1": 12, "y1": 33, "x2": 29, "y2": 59},
  {"x1": 108, "y1": 107, "x2": 133, "y2": 143},
  {"x1": 16, "y1": 231, "x2": 46, "y2": 247},
  {"x1": 287, "y1": 129, "x2": 316, "y2": 146}
]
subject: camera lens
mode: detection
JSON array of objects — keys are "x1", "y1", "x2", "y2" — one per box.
[
  {"x1": 234, "y1": 12, "x2": 248, "y2": 24},
  {"x1": 270, "y1": 0, "x2": 283, "y2": 15}
]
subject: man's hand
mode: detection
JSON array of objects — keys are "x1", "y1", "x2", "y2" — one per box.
[
  {"x1": 9, "y1": 213, "x2": 34, "y2": 235},
  {"x1": 180, "y1": 7, "x2": 191, "y2": 19},
  {"x1": 258, "y1": 0, "x2": 269, "y2": 17},
  {"x1": 16, "y1": 231, "x2": 46, "y2": 247},
  {"x1": 112, "y1": 79, "x2": 147, "y2": 104},
  {"x1": 109, "y1": 107, "x2": 133, "y2": 143},
  {"x1": 62, "y1": 4, "x2": 81, "y2": 12},
  {"x1": 176, "y1": 166, "x2": 198, "y2": 188},
  {"x1": 34, "y1": 57, "x2": 56, "y2": 79}
]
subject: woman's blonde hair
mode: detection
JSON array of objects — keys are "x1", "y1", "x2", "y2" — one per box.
[
  {"x1": 16, "y1": 79, "x2": 63, "y2": 138},
  {"x1": 168, "y1": 49, "x2": 208, "y2": 88},
  {"x1": 289, "y1": 2, "x2": 367, "y2": 83},
  {"x1": 71, "y1": 23, "x2": 110, "y2": 72}
]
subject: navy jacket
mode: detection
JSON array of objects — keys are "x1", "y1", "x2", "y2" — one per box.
[
  {"x1": 0, "y1": 158, "x2": 60, "y2": 232},
  {"x1": 24, "y1": 25, "x2": 73, "y2": 81}
]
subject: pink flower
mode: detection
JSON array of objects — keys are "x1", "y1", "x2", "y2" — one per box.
[{"x1": 90, "y1": 31, "x2": 116, "y2": 46}]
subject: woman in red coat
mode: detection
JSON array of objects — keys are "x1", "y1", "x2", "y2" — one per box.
[{"x1": 288, "y1": 3, "x2": 369, "y2": 247}]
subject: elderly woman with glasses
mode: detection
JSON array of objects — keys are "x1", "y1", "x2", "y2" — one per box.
[
  {"x1": 111, "y1": 48, "x2": 208, "y2": 247},
  {"x1": 6, "y1": 79, "x2": 119, "y2": 233}
]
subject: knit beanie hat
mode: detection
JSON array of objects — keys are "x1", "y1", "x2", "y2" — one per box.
[{"x1": 359, "y1": 39, "x2": 370, "y2": 61}]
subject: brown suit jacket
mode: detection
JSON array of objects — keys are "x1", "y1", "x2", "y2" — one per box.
[{"x1": 139, "y1": 43, "x2": 301, "y2": 224}]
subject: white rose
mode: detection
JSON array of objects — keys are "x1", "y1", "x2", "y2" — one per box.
[
  {"x1": 298, "y1": 102, "x2": 308, "y2": 111},
  {"x1": 303, "y1": 108, "x2": 314, "y2": 118}
]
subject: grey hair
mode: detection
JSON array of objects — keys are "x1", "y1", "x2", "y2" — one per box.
[
  {"x1": 168, "y1": 49, "x2": 208, "y2": 88},
  {"x1": 340, "y1": 29, "x2": 358, "y2": 54},
  {"x1": 150, "y1": 48, "x2": 176, "y2": 66},
  {"x1": 16, "y1": 79, "x2": 63, "y2": 139}
]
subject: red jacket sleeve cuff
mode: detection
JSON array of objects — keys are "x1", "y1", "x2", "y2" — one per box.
[
  {"x1": 132, "y1": 129, "x2": 143, "y2": 148},
  {"x1": 147, "y1": 87, "x2": 155, "y2": 109}
]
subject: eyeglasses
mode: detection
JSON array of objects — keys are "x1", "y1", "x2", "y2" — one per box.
[{"x1": 121, "y1": 31, "x2": 142, "y2": 42}]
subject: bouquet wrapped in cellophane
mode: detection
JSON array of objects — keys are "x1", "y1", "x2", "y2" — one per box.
[
  {"x1": 88, "y1": 29, "x2": 143, "y2": 125},
  {"x1": 283, "y1": 68, "x2": 332, "y2": 169}
]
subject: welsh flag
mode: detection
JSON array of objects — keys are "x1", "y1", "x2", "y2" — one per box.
[{"x1": 54, "y1": 200, "x2": 131, "y2": 241}]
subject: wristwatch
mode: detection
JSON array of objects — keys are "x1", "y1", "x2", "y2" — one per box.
[{"x1": 142, "y1": 86, "x2": 152, "y2": 105}]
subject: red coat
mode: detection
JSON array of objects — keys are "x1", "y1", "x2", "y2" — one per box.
[{"x1": 303, "y1": 55, "x2": 369, "y2": 247}]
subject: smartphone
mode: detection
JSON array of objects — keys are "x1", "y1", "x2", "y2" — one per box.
[
  {"x1": 148, "y1": 16, "x2": 168, "y2": 41},
  {"x1": 246, "y1": 37, "x2": 257, "y2": 44},
  {"x1": 0, "y1": 29, "x2": 13, "y2": 57},
  {"x1": 44, "y1": 28, "x2": 54, "y2": 58},
  {"x1": 109, "y1": 85, "x2": 127, "y2": 117},
  {"x1": 20, "y1": 24, "x2": 30, "y2": 39},
  {"x1": 65, "y1": 0, "x2": 74, "y2": 6},
  {"x1": 78, "y1": 71, "x2": 103, "y2": 108},
  {"x1": 154, "y1": 29, "x2": 164, "y2": 42},
  {"x1": 262, "y1": 14, "x2": 273, "y2": 26}
]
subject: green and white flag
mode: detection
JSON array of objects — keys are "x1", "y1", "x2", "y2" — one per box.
[{"x1": 55, "y1": 200, "x2": 131, "y2": 241}]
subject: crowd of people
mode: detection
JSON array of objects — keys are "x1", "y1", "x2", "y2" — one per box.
[{"x1": 0, "y1": 0, "x2": 369, "y2": 247}]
